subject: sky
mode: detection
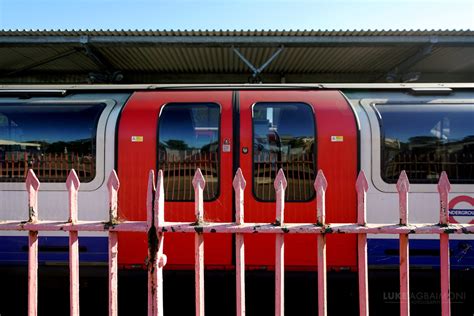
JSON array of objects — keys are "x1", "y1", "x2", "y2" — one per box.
[{"x1": 0, "y1": 0, "x2": 473, "y2": 31}]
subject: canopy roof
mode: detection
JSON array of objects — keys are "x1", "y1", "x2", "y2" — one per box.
[{"x1": 0, "y1": 29, "x2": 473, "y2": 83}]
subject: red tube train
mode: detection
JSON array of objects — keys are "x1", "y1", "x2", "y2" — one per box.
[{"x1": 0, "y1": 84, "x2": 472, "y2": 270}]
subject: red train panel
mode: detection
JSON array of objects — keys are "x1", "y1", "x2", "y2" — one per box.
[
  {"x1": 239, "y1": 90, "x2": 357, "y2": 269},
  {"x1": 117, "y1": 91, "x2": 233, "y2": 268},
  {"x1": 117, "y1": 89, "x2": 357, "y2": 270}
]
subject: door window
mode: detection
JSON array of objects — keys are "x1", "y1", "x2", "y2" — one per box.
[
  {"x1": 158, "y1": 103, "x2": 220, "y2": 201},
  {"x1": 252, "y1": 103, "x2": 316, "y2": 201}
]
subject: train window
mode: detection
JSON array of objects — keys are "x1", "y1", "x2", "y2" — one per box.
[
  {"x1": 376, "y1": 103, "x2": 474, "y2": 184},
  {"x1": 253, "y1": 103, "x2": 316, "y2": 201},
  {"x1": 0, "y1": 103, "x2": 105, "y2": 183},
  {"x1": 158, "y1": 103, "x2": 220, "y2": 201}
]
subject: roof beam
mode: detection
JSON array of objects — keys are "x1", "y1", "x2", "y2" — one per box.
[
  {"x1": 1, "y1": 35, "x2": 473, "y2": 47},
  {"x1": 3, "y1": 48, "x2": 79, "y2": 77},
  {"x1": 1, "y1": 70, "x2": 472, "y2": 84},
  {"x1": 382, "y1": 44, "x2": 434, "y2": 82}
]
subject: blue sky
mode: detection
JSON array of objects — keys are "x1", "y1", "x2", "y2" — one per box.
[{"x1": 0, "y1": 0, "x2": 473, "y2": 31}]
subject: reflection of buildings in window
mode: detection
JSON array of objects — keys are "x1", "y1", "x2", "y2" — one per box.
[
  {"x1": 252, "y1": 103, "x2": 316, "y2": 201},
  {"x1": 0, "y1": 104, "x2": 104, "y2": 183},
  {"x1": 158, "y1": 103, "x2": 220, "y2": 201},
  {"x1": 378, "y1": 104, "x2": 474, "y2": 184}
]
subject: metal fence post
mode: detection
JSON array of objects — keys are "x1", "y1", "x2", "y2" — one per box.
[
  {"x1": 397, "y1": 171, "x2": 410, "y2": 316},
  {"x1": 26, "y1": 170, "x2": 40, "y2": 316},
  {"x1": 274, "y1": 169, "x2": 287, "y2": 316},
  {"x1": 233, "y1": 168, "x2": 246, "y2": 316},
  {"x1": 154, "y1": 170, "x2": 167, "y2": 316},
  {"x1": 147, "y1": 170, "x2": 157, "y2": 316},
  {"x1": 193, "y1": 168, "x2": 206, "y2": 316},
  {"x1": 107, "y1": 170, "x2": 120, "y2": 316},
  {"x1": 314, "y1": 170, "x2": 328, "y2": 316},
  {"x1": 66, "y1": 170, "x2": 80, "y2": 316},
  {"x1": 438, "y1": 172, "x2": 451, "y2": 316},
  {"x1": 356, "y1": 171, "x2": 369, "y2": 316}
]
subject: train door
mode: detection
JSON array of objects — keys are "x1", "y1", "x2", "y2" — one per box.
[
  {"x1": 238, "y1": 90, "x2": 358, "y2": 269},
  {"x1": 117, "y1": 91, "x2": 233, "y2": 267}
]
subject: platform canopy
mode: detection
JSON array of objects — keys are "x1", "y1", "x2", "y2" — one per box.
[{"x1": 0, "y1": 29, "x2": 473, "y2": 84}]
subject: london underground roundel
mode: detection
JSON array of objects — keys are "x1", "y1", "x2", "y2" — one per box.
[{"x1": 448, "y1": 195, "x2": 474, "y2": 224}]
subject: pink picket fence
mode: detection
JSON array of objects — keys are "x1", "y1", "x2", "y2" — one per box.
[{"x1": 0, "y1": 167, "x2": 473, "y2": 316}]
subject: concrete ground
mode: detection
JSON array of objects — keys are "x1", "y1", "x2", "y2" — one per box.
[{"x1": 0, "y1": 267, "x2": 472, "y2": 315}]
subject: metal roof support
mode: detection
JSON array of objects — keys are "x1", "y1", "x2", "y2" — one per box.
[
  {"x1": 80, "y1": 37, "x2": 123, "y2": 83},
  {"x1": 4, "y1": 48, "x2": 79, "y2": 77},
  {"x1": 383, "y1": 44, "x2": 433, "y2": 82},
  {"x1": 232, "y1": 46, "x2": 284, "y2": 82},
  {"x1": 1, "y1": 35, "x2": 473, "y2": 46}
]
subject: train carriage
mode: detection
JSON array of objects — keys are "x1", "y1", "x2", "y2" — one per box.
[{"x1": 0, "y1": 84, "x2": 472, "y2": 270}]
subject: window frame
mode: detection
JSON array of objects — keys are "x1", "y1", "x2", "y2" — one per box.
[
  {"x1": 361, "y1": 98, "x2": 474, "y2": 193},
  {"x1": 0, "y1": 99, "x2": 115, "y2": 191},
  {"x1": 251, "y1": 101, "x2": 317, "y2": 203},
  {"x1": 157, "y1": 102, "x2": 222, "y2": 202}
]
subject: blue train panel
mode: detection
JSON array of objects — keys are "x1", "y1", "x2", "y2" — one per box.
[
  {"x1": 368, "y1": 239, "x2": 474, "y2": 269},
  {"x1": 0, "y1": 236, "x2": 107, "y2": 265}
]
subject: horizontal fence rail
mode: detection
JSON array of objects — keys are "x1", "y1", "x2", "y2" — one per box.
[{"x1": 0, "y1": 168, "x2": 472, "y2": 316}]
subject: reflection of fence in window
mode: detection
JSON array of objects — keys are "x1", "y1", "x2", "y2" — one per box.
[
  {"x1": 160, "y1": 151, "x2": 218, "y2": 201},
  {"x1": 385, "y1": 152, "x2": 474, "y2": 183},
  {"x1": 254, "y1": 152, "x2": 315, "y2": 201},
  {"x1": 0, "y1": 152, "x2": 95, "y2": 183}
]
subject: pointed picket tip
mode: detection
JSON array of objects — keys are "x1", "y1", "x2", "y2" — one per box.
[
  {"x1": 396, "y1": 170, "x2": 410, "y2": 193},
  {"x1": 148, "y1": 170, "x2": 156, "y2": 192},
  {"x1": 192, "y1": 168, "x2": 206, "y2": 190},
  {"x1": 437, "y1": 171, "x2": 451, "y2": 193},
  {"x1": 233, "y1": 168, "x2": 247, "y2": 191},
  {"x1": 147, "y1": 170, "x2": 155, "y2": 228},
  {"x1": 107, "y1": 170, "x2": 120, "y2": 192},
  {"x1": 274, "y1": 168, "x2": 288, "y2": 191},
  {"x1": 156, "y1": 169, "x2": 164, "y2": 192},
  {"x1": 66, "y1": 169, "x2": 80, "y2": 191},
  {"x1": 355, "y1": 170, "x2": 369, "y2": 193},
  {"x1": 314, "y1": 169, "x2": 328, "y2": 192},
  {"x1": 25, "y1": 169, "x2": 40, "y2": 192},
  {"x1": 155, "y1": 169, "x2": 165, "y2": 226}
]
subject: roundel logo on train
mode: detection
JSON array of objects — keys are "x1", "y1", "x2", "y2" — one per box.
[{"x1": 448, "y1": 195, "x2": 474, "y2": 224}]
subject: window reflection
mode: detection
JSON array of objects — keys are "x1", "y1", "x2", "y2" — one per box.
[
  {"x1": 377, "y1": 104, "x2": 474, "y2": 183},
  {"x1": 0, "y1": 104, "x2": 105, "y2": 183},
  {"x1": 253, "y1": 103, "x2": 316, "y2": 201},
  {"x1": 158, "y1": 103, "x2": 220, "y2": 201}
]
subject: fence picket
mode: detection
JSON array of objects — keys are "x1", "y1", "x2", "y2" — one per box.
[
  {"x1": 314, "y1": 170, "x2": 328, "y2": 316},
  {"x1": 26, "y1": 170, "x2": 40, "y2": 316},
  {"x1": 356, "y1": 171, "x2": 369, "y2": 316},
  {"x1": 107, "y1": 171, "x2": 120, "y2": 316},
  {"x1": 0, "y1": 167, "x2": 469, "y2": 316},
  {"x1": 438, "y1": 172, "x2": 451, "y2": 316},
  {"x1": 66, "y1": 170, "x2": 80, "y2": 316},
  {"x1": 274, "y1": 169, "x2": 287, "y2": 316},
  {"x1": 233, "y1": 168, "x2": 246, "y2": 316},
  {"x1": 147, "y1": 170, "x2": 157, "y2": 316},
  {"x1": 397, "y1": 171, "x2": 410, "y2": 316},
  {"x1": 154, "y1": 170, "x2": 167, "y2": 316},
  {"x1": 192, "y1": 169, "x2": 206, "y2": 316}
]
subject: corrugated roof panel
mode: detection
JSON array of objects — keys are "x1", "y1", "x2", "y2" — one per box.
[
  {"x1": 0, "y1": 30, "x2": 472, "y2": 83},
  {"x1": 1, "y1": 29, "x2": 473, "y2": 37},
  {"x1": 413, "y1": 47, "x2": 474, "y2": 72}
]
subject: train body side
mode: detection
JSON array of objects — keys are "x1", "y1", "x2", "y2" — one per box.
[
  {"x1": 0, "y1": 92, "x2": 130, "y2": 265},
  {"x1": 0, "y1": 86, "x2": 472, "y2": 270},
  {"x1": 344, "y1": 89, "x2": 474, "y2": 268}
]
